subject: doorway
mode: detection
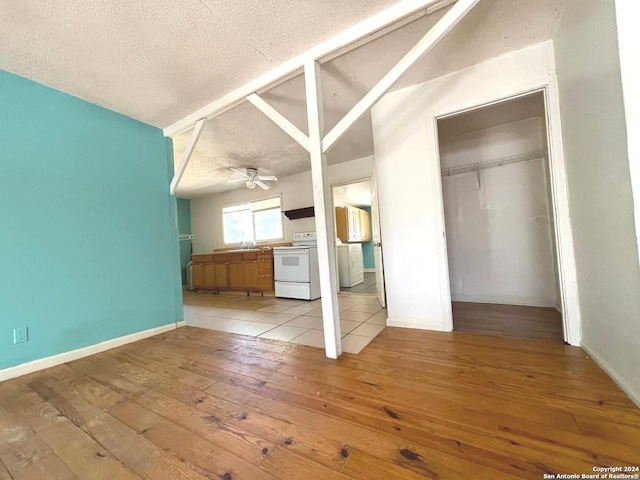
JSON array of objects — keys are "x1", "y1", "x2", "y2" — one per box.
[
  {"x1": 331, "y1": 178, "x2": 385, "y2": 304},
  {"x1": 437, "y1": 92, "x2": 564, "y2": 342}
]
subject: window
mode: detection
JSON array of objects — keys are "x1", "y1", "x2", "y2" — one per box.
[{"x1": 223, "y1": 197, "x2": 283, "y2": 244}]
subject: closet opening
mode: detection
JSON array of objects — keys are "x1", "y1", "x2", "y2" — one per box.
[{"x1": 437, "y1": 92, "x2": 564, "y2": 342}]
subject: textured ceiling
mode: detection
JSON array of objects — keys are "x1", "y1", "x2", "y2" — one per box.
[{"x1": 0, "y1": 0, "x2": 568, "y2": 198}]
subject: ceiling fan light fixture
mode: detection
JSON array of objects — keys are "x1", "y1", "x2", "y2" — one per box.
[{"x1": 246, "y1": 179, "x2": 256, "y2": 189}]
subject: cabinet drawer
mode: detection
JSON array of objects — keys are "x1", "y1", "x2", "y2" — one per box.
[
  {"x1": 257, "y1": 251, "x2": 273, "y2": 259},
  {"x1": 257, "y1": 259, "x2": 273, "y2": 275},
  {"x1": 214, "y1": 253, "x2": 243, "y2": 262},
  {"x1": 192, "y1": 254, "x2": 213, "y2": 263},
  {"x1": 242, "y1": 252, "x2": 257, "y2": 260}
]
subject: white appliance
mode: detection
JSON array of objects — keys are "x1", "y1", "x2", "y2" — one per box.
[
  {"x1": 274, "y1": 232, "x2": 321, "y2": 300},
  {"x1": 337, "y1": 244, "x2": 364, "y2": 287}
]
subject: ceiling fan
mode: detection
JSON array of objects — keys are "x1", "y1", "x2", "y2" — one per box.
[{"x1": 228, "y1": 167, "x2": 278, "y2": 190}]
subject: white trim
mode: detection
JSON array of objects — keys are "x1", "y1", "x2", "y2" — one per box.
[
  {"x1": 544, "y1": 78, "x2": 582, "y2": 345},
  {"x1": 170, "y1": 118, "x2": 206, "y2": 195},
  {"x1": 386, "y1": 317, "x2": 446, "y2": 331},
  {"x1": 176, "y1": 320, "x2": 187, "y2": 328},
  {"x1": 614, "y1": 0, "x2": 640, "y2": 268},
  {"x1": 0, "y1": 323, "x2": 180, "y2": 383},
  {"x1": 581, "y1": 342, "x2": 640, "y2": 409},
  {"x1": 363, "y1": 268, "x2": 376, "y2": 273},
  {"x1": 430, "y1": 84, "x2": 582, "y2": 346},
  {"x1": 163, "y1": 0, "x2": 451, "y2": 137},
  {"x1": 322, "y1": 0, "x2": 480, "y2": 153},
  {"x1": 246, "y1": 94, "x2": 310, "y2": 152}
]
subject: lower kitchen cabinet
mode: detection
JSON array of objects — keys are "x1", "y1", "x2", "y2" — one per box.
[
  {"x1": 192, "y1": 250, "x2": 274, "y2": 294},
  {"x1": 228, "y1": 262, "x2": 245, "y2": 290},
  {"x1": 244, "y1": 261, "x2": 259, "y2": 290}
]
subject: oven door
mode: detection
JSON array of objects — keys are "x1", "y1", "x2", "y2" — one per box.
[{"x1": 274, "y1": 248, "x2": 310, "y2": 283}]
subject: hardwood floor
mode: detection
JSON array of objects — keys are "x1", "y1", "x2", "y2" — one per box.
[
  {"x1": 453, "y1": 301, "x2": 565, "y2": 343},
  {"x1": 1, "y1": 326, "x2": 639, "y2": 479},
  {"x1": 340, "y1": 272, "x2": 377, "y2": 295}
]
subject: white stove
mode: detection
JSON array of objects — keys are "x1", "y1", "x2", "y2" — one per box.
[{"x1": 273, "y1": 232, "x2": 320, "y2": 300}]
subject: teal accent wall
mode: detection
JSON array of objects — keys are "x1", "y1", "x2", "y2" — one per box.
[
  {"x1": 361, "y1": 206, "x2": 375, "y2": 269},
  {"x1": 0, "y1": 69, "x2": 183, "y2": 371},
  {"x1": 177, "y1": 198, "x2": 192, "y2": 285}
]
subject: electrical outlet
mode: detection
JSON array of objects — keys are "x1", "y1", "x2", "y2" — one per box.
[{"x1": 13, "y1": 327, "x2": 28, "y2": 344}]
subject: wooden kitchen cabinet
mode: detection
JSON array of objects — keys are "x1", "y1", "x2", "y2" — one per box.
[
  {"x1": 244, "y1": 261, "x2": 259, "y2": 290},
  {"x1": 257, "y1": 252, "x2": 274, "y2": 291},
  {"x1": 213, "y1": 262, "x2": 229, "y2": 289},
  {"x1": 192, "y1": 249, "x2": 274, "y2": 294},
  {"x1": 192, "y1": 255, "x2": 215, "y2": 290},
  {"x1": 335, "y1": 206, "x2": 371, "y2": 243},
  {"x1": 228, "y1": 262, "x2": 245, "y2": 290}
]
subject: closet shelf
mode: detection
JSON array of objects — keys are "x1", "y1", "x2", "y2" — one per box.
[{"x1": 441, "y1": 151, "x2": 547, "y2": 178}]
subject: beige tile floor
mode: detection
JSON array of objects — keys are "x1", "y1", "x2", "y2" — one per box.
[{"x1": 182, "y1": 290, "x2": 387, "y2": 354}]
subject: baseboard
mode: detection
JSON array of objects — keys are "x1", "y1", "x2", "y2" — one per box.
[
  {"x1": 363, "y1": 268, "x2": 376, "y2": 273},
  {"x1": 0, "y1": 322, "x2": 181, "y2": 383},
  {"x1": 386, "y1": 316, "x2": 446, "y2": 331},
  {"x1": 176, "y1": 320, "x2": 187, "y2": 327},
  {"x1": 450, "y1": 296, "x2": 558, "y2": 308},
  {"x1": 581, "y1": 342, "x2": 640, "y2": 409}
]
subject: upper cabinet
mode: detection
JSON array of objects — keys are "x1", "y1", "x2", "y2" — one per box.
[{"x1": 335, "y1": 206, "x2": 371, "y2": 243}]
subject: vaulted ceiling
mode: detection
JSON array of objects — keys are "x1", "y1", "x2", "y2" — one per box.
[{"x1": 0, "y1": 0, "x2": 568, "y2": 197}]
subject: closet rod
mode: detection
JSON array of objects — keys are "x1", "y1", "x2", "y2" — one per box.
[{"x1": 441, "y1": 151, "x2": 546, "y2": 178}]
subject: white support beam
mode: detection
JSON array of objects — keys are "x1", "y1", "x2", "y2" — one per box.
[
  {"x1": 164, "y1": 0, "x2": 450, "y2": 137},
  {"x1": 304, "y1": 60, "x2": 342, "y2": 359},
  {"x1": 246, "y1": 94, "x2": 310, "y2": 152},
  {"x1": 322, "y1": 0, "x2": 480, "y2": 153},
  {"x1": 169, "y1": 118, "x2": 205, "y2": 195}
]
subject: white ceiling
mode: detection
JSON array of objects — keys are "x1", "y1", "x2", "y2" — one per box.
[
  {"x1": 0, "y1": 0, "x2": 568, "y2": 198},
  {"x1": 333, "y1": 180, "x2": 373, "y2": 207}
]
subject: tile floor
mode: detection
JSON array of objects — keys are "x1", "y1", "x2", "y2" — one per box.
[{"x1": 182, "y1": 290, "x2": 387, "y2": 354}]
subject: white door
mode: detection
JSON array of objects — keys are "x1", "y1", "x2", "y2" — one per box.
[{"x1": 371, "y1": 167, "x2": 387, "y2": 308}]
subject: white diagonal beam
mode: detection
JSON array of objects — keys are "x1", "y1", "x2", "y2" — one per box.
[
  {"x1": 322, "y1": 0, "x2": 480, "y2": 153},
  {"x1": 246, "y1": 94, "x2": 310, "y2": 152},
  {"x1": 164, "y1": 0, "x2": 452, "y2": 137},
  {"x1": 305, "y1": 60, "x2": 342, "y2": 359},
  {"x1": 169, "y1": 118, "x2": 205, "y2": 195}
]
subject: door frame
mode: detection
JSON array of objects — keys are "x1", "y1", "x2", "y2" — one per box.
[
  {"x1": 431, "y1": 79, "x2": 582, "y2": 346},
  {"x1": 330, "y1": 176, "x2": 379, "y2": 295}
]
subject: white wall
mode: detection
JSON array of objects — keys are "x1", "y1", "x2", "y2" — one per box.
[
  {"x1": 554, "y1": 0, "x2": 640, "y2": 404},
  {"x1": 371, "y1": 41, "x2": 572, "y2": 332},
  {"x1": 190, "y1": 156, "x2": 373, "y2": 253},
  {"x1": 440, "y1": 118, "x2": 559, "y2": 307}
]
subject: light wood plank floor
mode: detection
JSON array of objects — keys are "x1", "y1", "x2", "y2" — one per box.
[
  {"x1": 1, "y1": 327, "x2": 639, "y2": 479},
  {"x1": 453, "y1": 301, "x2": 565, "y2": 343}
]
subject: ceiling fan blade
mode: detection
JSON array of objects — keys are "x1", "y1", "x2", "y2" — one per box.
[
  {"x1": 255, "y1": 180, "x2": 270, "y2": 190},
  {"x1": 229, "y1": 167, "x2": 249, "y2": 178},
  {"x1": 227, "y1": 178, "x2": 246, "y2": 183},
  {"x1": 256, "y1": 175, "x2": 278, "y2": 182}
]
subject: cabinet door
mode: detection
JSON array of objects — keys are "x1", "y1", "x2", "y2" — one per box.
[
  {"x1": 335, "y1": 206, "x2": 348, "y2": 242},
  {"x1": 348, "y1": 207, "x2": 362, "y2": 241},
  {"x1": 192, "y1": 263, "x2": 206, "y2": 289},
  {"x1": 214, "y1": 263, "x2": 229, "y2": 289},
  {"x1": 360, "y1": 209, "x2": 371, "y2": 242},
  {"x1": 244, "y1": 261, "x2": 259, "y2": 290},
  {"x1": 228, "y1": 262, "x2": 245, "y2": 290},
  {"x1": 203, "y1": 263, "x2": 216, "y2": 288},
  {"x1": 258, "y1": 274, "x2": 274, "y2": 291}
]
